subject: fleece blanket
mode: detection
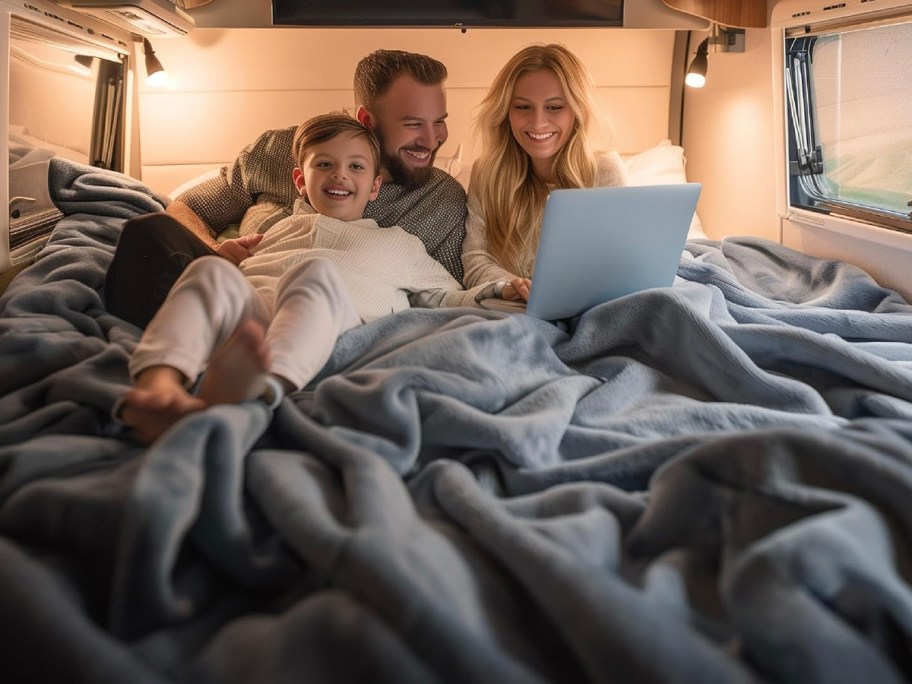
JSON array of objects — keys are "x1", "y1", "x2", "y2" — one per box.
[{"x1": 1, "y1": 161, "x2": 912, "y2": 684}]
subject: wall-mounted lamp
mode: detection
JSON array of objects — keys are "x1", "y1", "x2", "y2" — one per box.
[
  {"x1": 685, "y1": 26, "x2": 746, "y2": 89},
  {"x1": 142, "y1": 38, "x2": 168, "y2": 87},
  {"x1": 685, "y1": 39, "x2": 709, "y2": 88}
]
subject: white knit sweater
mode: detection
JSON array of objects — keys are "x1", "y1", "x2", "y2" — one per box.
[{"x1": 241, "y1": 205, "x2": 489, "y2": 322}]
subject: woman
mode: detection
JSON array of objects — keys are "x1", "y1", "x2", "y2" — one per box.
[{"x1": 462, "y1": 43, "x2": 628, "y2": 301}]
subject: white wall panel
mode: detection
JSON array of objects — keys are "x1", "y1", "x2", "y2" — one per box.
[
  {"x1": 140, "y1": 90, "x2": 354, "y2": 164},
  {"x1": 138, "y1": 28, "x2": 677, "y2": 194},
  {"x1": 680, "y1": 28, "x2": 778, "y2": 240}
]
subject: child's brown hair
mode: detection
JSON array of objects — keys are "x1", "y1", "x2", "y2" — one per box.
[{"x1": 291, "y1": 112, "x2": 381, "y2": 174}]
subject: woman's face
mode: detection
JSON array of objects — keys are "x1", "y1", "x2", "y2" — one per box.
[{"x1": 508, "y1": 68, "x2": 575, "y2": 176}]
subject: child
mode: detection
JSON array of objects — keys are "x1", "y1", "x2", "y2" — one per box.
[{"x1": 117, "y1": 113, "x2": 492, "y2": 444}]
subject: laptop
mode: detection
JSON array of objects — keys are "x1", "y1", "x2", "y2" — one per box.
[{"x1": 518, "y1": 183, "x2": 702, "y2": 320}]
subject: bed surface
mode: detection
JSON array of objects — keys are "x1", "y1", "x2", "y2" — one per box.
[{"x1": 2, "y1": 160, "x2": 912, "y2": 684}]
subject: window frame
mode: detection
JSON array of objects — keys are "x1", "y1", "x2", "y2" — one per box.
[{"x1": 784, "y1": 17, "x2": 912, "y2": 235}]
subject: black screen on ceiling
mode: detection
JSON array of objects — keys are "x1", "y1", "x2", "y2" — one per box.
[{"x1": 272, "y1": 0, "x2": 624, "y2": 27}]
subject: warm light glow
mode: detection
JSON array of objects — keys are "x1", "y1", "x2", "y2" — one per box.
[
  {"x1": 685, "y1": 72, "x2": 706, "y2": 88},
  {"x1": 146, "y1": 69, "x2": 169, "y2": 87}
]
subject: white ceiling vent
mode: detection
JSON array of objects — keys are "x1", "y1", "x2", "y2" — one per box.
[{"x1": 54, "y1": 0, "x2": 194, "y2": 37}]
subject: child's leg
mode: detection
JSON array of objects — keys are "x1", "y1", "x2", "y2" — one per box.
[
  {"x1": 167, "y1": 257, "x2": 359, "y2": 409},
  {"x1": 128, "y1": 256, "x2": 267, "y2": 384},
  {"x1": 121, "y1": 256, "x2": 268, "y2": 442},
  {"x1": 197, "y1": 318, "x2": 272, "y2": 405},
  {"x1": 265, "y1": 257, "x2": 361, "y2": 390},
  {"x1": 122, "y1": 321, "x2": 272, "y2": 445}
]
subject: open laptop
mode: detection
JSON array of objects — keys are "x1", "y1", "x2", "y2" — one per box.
[{"x1": 516, "y1": 183, "x2": 702, "y2": 320}]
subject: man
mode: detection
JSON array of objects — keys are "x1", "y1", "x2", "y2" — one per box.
[{"x1": 105, "y1": 49, "x2": 467, "y2": 328}]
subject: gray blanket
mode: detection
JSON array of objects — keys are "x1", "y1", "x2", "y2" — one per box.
[{"x1": 1, "y1": 161, "x2": 911, "y2": 684}]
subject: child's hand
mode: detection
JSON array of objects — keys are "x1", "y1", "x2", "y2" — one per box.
[
  {"x1": 503, "y1": 277, "x2": 532, "y2": 301},
  {"x1": 217, "y1": 234, "x2": 264, "y2": 266}
]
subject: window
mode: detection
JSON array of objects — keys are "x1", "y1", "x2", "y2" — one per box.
[{"x1": 785, "y1": 18, "x2": 912, "y2": 232}]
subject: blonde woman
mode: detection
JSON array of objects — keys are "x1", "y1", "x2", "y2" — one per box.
[{"x1": 462, "y1": 43, "x2": 628, "y2": 302}]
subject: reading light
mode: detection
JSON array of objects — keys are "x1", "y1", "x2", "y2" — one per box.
[
  {"x1": 685, "y1": 39, "x2": 709, "y2": 88},
  {"x1": 685, "y1": 27, "x2": 745, "y2": 89},
  {"x1": 142, "y1": 38, "x2": 168, "y2": 87}
]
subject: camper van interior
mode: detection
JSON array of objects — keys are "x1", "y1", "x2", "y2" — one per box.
[{"x1": 2, "y1": 0, "x2": 912, "y2": 682}]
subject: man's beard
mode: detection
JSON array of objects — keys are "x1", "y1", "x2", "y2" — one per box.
[{"x1": 379, "y1": 140, "x2": 437, "y2": 189}]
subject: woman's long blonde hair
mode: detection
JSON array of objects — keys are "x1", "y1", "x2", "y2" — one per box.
[{"x1": 472, "y1": 44, "x2": 607, "y2": 275}]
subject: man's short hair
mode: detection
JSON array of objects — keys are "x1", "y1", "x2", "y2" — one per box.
[
  {"x1": 353, "y1": 49, "x2": 447, "y2": 110},
  {"x1": 292, "y1": 112, "x2": 381, "y2": 175}
]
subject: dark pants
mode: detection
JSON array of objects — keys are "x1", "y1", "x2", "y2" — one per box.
[{"x1": 104, "y1": 212, "x2": 216, "y2": 328}]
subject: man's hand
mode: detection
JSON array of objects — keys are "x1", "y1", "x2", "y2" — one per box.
[
  {"x1": 216, "y1": 234, "x2": 264, "y2": 266},
  {"x1": 503, "y1": 277, "x2": 532, "y2": 301}
]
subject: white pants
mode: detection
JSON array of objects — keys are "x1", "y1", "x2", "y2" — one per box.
[{"x1": 129, "y1": 255, "x2": 361, "y2": 390}]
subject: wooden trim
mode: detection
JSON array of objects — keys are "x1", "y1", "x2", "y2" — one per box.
[{"x1": 662, "y1": 0, "x2": 768, "y2": 27}]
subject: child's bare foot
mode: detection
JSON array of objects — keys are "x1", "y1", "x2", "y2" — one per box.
[
  {"x1": 119, "y1": 386, "x2": 206, "y2": 445},
  {"x1": 118, "y1": 320, "x2": 273, "y2": 445},
  {"x1": 198, "y1": 319, "x2": 272, "y2": 405}
]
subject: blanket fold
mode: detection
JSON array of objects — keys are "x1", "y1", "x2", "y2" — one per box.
[{"x1": 2, "y1": 165, "x2": 912, "y2": 683}]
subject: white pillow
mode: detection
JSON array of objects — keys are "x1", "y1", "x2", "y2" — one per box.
[
  {"x1": 435, "y1": 142, "x2": 475, "y2": 189},
  {"x1": 168, "y1": 167, "x2": 222, "y2": 200},
  {"x1": 625, "y1": 140, "x2": 707, "y2": 239}
]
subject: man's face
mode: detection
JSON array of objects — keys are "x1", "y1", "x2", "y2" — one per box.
[{"x1": 365, "y1": 76, "x2": 449, "y2": 188}]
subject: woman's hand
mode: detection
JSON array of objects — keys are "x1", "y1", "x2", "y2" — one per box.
[
  {"x1": 216, "y1": 233, "x2": 264, "y2": 266},
  {"x1": 503, "y1": 277, "x2": 532, "y2": 301}
]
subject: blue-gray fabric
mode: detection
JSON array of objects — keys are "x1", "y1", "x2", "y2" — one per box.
[{"x1": 1, "y1": 160, "x2": 911, "y2": 683}]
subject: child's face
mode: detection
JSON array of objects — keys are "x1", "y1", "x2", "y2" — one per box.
[{"x1": 294, "y1": 133, "x2": 382, "y2": 222}]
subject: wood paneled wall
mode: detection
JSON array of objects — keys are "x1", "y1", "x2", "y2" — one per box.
[{"x1": 663, "y1": 0, "x2": 768, "y2": 28}]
